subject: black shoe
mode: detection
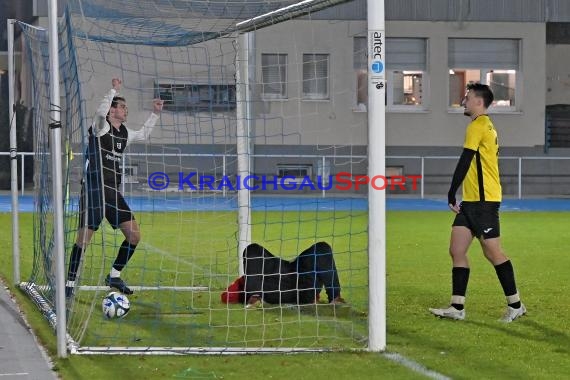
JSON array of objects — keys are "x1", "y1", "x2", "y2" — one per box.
[{"x1": 105, "y1": 275, "x2": 134, "y2": 295}]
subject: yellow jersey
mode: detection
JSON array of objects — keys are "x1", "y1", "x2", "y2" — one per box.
[{"x1": 462, "y1": 115, "x2": 502, "y2": 202}]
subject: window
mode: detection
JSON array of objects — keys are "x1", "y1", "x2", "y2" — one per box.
[
  {"x1": 387, "y1": 70, "x2": 424, "y2": 107},
  {"x1": 277, "y1": 164, "x2": 312, "y2": 184},
  {"x1": 448, "y1": 38, "x2": 520, "y2": 111},
  {"x1": 303, "y1": 54, "x2": 329, "y2": 99},
  {"x1": 277, "y1": 164, "x2": 312, "y2": 178},
  {"x1": 353, "y1": 37, "x2": 427, "y2": 111},
  {"x1": 261, "y1": 53, "x2": 287, "y2": 99},
  {"x1": 353, "y1": 36, "x2": 368, "y2": 109},
  {"x1": 386, "y1": 38, "x2": 427, "y2": 110},
  {"x1": 155, "y1": 81, "x2": 236, "y2": 112}
]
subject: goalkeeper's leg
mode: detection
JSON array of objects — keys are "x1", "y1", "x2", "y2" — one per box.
[
  {"x1": 104, "y1": 190, "x2": 139, "y2": 294},
  {"x1": 67, "y1": 183, "x2": 101, "y2": 298},
  {"x1": 66, "y1": 227, "x2": 96, "y2": 298},
  {"x1": 295, "y1": 242, "x2": 342, "y2": 303}
]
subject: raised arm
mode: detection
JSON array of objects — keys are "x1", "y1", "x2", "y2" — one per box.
[
  {"x1": 91, "y1": 78, "x2": 121, "y2": 137},
  {"x1": 127, "y1": 99, "x2": 164, "y2": 143}
]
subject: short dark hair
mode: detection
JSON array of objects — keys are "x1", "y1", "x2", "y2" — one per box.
[
  {"x1": 111, "y1": 96, "x2": 126, "y2": 108},
  {"x1": 466, "y1": 83, "x2": 494, "y2": 108}
]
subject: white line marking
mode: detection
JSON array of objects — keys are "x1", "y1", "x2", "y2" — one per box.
[
  {"x1": 0, "y1": 373, "x2": 29, "y2": 377},
  {"x1": 383, "y1": 352, "x2": 452, "y2": 380},
  {"x1": 141, "y1": 242, "x2": 217, "y2": 277}
]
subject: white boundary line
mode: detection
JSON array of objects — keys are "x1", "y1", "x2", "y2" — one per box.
[
  {"x1": 141, "y1": 241, "x2": 216, "y2": 276},
  {"x1": 383, "y1": 352, "x2": 452, "y2": 380},
  {"x1": 0, "y1": 374, "x2": 29, "y2": 377}
]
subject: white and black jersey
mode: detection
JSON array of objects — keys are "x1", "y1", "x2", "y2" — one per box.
[
  {"x1": 85, "y1": 88, "x2": 159, "y2": 189},
  {"x1": 86, "y1": 123, "x2": 128, "y2": 188}
]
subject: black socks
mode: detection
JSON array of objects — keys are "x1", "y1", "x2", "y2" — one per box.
[
  {"x1": 112, "y1": 240, "x2": 137, "y2": 272},
  {"x1": 451, "y1": 267, "x2": 470, "y2": 310}
]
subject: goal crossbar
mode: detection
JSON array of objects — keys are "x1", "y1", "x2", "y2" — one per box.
[{"x1": 235, "y1": 0, "x2": 353, "y2": 33}]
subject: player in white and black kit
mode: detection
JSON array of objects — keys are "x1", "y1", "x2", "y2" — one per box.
[{"x1": 66, "y1": 78, "x2": 163, "y2": 297}]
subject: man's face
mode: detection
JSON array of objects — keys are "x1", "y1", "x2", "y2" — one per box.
[
  {"x1": 111, "y1": 101, "x2": 128, "y2": 122},
  {"x1": 461, "y1": 90, "x2": 480, "y2": 117}
]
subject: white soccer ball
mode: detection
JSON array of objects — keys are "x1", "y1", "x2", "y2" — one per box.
[{"x1": 102, "y1": 292, "x2": 131, "y2": 319}]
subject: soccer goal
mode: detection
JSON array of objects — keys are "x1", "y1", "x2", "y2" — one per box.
[{"x1": 11, "y1": 0, "x2": 385, "y2": 354}]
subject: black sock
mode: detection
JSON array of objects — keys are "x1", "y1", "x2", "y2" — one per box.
[
  {"x1": 67, "y1": 244, "x2": 83, "y2": 282},
  {"x1": 494, "y1": 260, "x2": 520, "y2": 308},
  {"x1": 451, "y1": 267, "x2": 470, "y2": 310},
  {"x1": 112, "y1": 240, "x2": 137, "y2": 272}
]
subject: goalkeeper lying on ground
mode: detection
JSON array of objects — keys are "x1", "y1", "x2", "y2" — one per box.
[{"x1": 222, "y1": 242, "x2": 345, "y2": 307}]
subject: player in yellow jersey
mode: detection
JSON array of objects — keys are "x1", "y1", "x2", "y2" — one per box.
[{"x1": 429, "y1": 83, "x2": 526, "y2": 322}]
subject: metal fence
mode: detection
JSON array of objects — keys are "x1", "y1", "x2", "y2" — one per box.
[{"x1": 3, "y1": 151, "x2": 570, "y2": 199}]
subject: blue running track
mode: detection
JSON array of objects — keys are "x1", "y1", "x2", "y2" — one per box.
[{"x1": 2, "y1": 195, "x2": 570, "y2": 212}]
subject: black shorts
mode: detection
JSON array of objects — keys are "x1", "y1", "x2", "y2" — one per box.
[
  {"x1": 452, "y1": 201, "x2": 500, "y2": 239},
  {"x1": 78, "y1": 179, "x2": 134, "y2": 231}
]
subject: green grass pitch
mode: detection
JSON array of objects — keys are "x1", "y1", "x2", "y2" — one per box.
[{"x1": 2, "y1": 210, "x2": 570, "y2": 379}]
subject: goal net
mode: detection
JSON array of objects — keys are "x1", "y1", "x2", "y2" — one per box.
[{"x1": 17, "y1": 0, "x2": 374, "y2": 354}]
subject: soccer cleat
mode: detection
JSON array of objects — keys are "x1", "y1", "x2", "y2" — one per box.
[
  {"x1": 499, "y1": 303, "x2": 526, "y2": 323},
  {"x1": 429, "y1": 306, "x2": 465, "y2": 320},
  {"x1": 329, "y1": 296, "x2": 347, "y2": 305},
  {"x1": 105, "y1": 275, "x2": 134, "y2": 295}
]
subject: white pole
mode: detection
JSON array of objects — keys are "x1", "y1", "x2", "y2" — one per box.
[
  {"x1": 367, "y1": 0, "x2": 386, "y2": 352},
  {"x1": 21, "y1": 155, "x2": 25, "y2": 196},
  {"x1": 518, "y1": 157, "x2": 522, "y2": 199},
  {"x1": 321, "y1": 155, "x2": 326, "y2": 198},
  {"x1": 236, "y1": 33, "x2": 253, "y2": 276},
  {"x1": 222, "y1": 155, "x2": 227, "y2": 198},
  {"x1": 47, "y1": 0, "x2": 67, "y2": 358},
  {"x1": 247, "y1": 32, "x2": 256, "y2": 198},
  {"x1": 8, "y1": 19, "x2": 20, "y2": 285},
  {"x1": 420, "y1": 156, "x2": 425, "y2": 199}
]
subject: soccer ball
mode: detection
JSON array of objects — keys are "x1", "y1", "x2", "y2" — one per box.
[{"x1": 102, "y1": 292, "x2": 130, "y2": 319}]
